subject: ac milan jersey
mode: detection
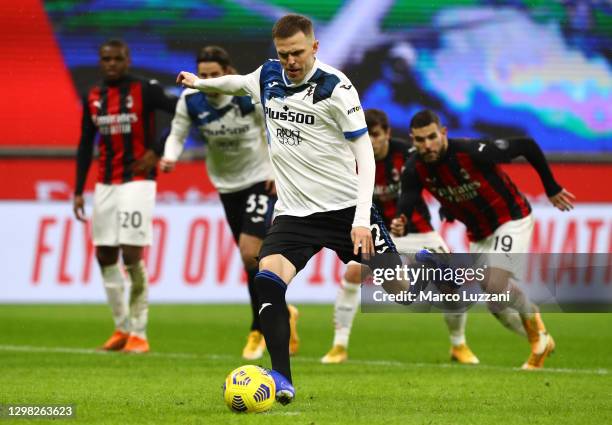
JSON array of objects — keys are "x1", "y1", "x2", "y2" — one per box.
[
  {"x1": 374, "y1": 139, "x2": 433, "y2": 233},
  {"x1": 75, "y1": 75, "x2": 176, "y2": 194},
  {"x1": 400, "y1": 138, "x2": 532, "y2": 242}
]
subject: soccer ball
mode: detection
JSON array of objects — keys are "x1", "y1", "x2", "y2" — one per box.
[{"x1": 223, "y1": 365, "x2": 276, "y2": 413}]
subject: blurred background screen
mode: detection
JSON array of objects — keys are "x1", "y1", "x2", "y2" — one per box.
[{"x1": 2, "y1": 0, "x2": 610, "y2": 153}]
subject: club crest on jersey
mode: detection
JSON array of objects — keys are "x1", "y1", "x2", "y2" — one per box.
[
  {"x1": 276, "y1": 128, "x2": 302, "y2": 146},
  {"x1": 265, "y1": 105, "x2": 315, "y2": 125}
]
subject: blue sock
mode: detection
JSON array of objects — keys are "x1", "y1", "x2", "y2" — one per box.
[{"x1": 255, "y1": 270, "x2": 292, "y2": 383}]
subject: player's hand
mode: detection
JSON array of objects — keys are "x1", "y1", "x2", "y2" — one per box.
[
  {"x1": 159, "y1": 157, "x2": 176, "y2": 173},
  {"x1": 132, "y1": 150, "x2": 159, "y2": 175},
  {"x1": 73, "y1": 195, "x2": 86, "y2": 222},
  {"x1": 390, "y1": 214, "x2": 407, "y2": 237},
  {"x1": 351, "y1": 226, "x2": 374, "y2": 260},
  {"x1": 549, "y1": 188, "x2": 576, "y2": 212},
  {"x1": 264, "y1": 179, "x2": 276, "y2": 196},
  {"x1": 176, "y1": 71, "x2": 200, "y2": 89}
]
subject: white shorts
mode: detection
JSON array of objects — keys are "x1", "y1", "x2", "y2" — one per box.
[
  {"x1": 392, "y1": 231, "x2": 450, "y2": 254},
  {"x1": 469, "y1": 214, "x2": 534, "y2": 278},
  {"x1": 92, "y1": 181, "x2": 156, "y2": 247}
]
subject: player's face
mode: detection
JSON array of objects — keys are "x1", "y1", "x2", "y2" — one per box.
[
  {"x1": 369, "y1": 125, "x2": 391, "y2": 160},
  {"x1": 198, "y1": 61, "x2": 227, "y2": 98},
  {"x1": 274, "y1": 31, "x2": 319, "y2": 83},
  {"x1": 411, "y1": 123, "x2": 448, "y2": 163},
  {"x1": 99, "y1": 46, "x2": 130, "y2": 81}
]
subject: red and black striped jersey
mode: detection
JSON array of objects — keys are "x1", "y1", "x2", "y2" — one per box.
[
  {"x1": 75, "y1": 75, "x2": 177, "y2": 194},
  {"x1": 374, "y1": 139, "x2": 433, "y2": 233},
  {"x1": 400, "y1": 138, "x2": 561, "y2": 242}
]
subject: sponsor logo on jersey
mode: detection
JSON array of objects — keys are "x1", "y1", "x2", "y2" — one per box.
[
  {"x1": 276, "y1": 128, "x2": 302, "y2": 146},
  {"x1": 93, "y1": 113, "x2": 138, "y2": 135},
  {"x1": 265, "y1": 106, "x2": 315, "y2": 125},
  {"x1": 347, "y1": 105, "x2": 361, "y2": 115},
  {"x1": 201, "y1": 124, "x2": 251, "y2": 138}
]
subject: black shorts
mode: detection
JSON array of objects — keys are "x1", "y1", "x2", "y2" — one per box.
[
  {"x1": 259, "y1": 205, "x2": 400, "y2": 273},
  {"x1": 219, "y1": 181, "x2": 276, "y2": 243}
]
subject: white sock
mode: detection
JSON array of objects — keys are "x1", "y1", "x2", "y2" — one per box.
[
  {"x1": 332, "y1": 278, "x2": 361, "y2": 348},
  {"x1": 444, "y1": 312, "x2": 467, "y2": 346},
  {"x1": 491, "y1": 307, "x2": 527, "y2": 337},
  {"x1": 101, "y1": 264, "x2": 129, "y2": 333},
  {"x1": 125, "y1": 261, "x2": 149, "y2": 339}
]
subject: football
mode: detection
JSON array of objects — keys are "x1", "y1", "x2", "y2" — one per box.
[{"x1": 223, "y1": 365, "x2": 276, "y2": 413}]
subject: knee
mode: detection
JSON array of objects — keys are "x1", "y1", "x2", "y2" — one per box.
[
  {"x1": 96, "y1": 247, "x2": 119, "y2": 267},
  {"x1": 344, "y1": 264, "x2": 362, "y2": 284},
  {"x1": 239, "y1": 242, "x2": 260, "y2": 270},
  {"x1": 121, "y1": 245, "x2": 143, "y2": 266}
]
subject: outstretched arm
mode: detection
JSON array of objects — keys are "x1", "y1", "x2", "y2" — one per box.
[
  {"x1": 177, "y1": 71, "x2": 252, "y2": 97},
  {"x1": 472, "y1": 138, "x2": 575, "y2": 211}
]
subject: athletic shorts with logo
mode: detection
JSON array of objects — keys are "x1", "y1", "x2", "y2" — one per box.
[
  {"x1": 219, "y1": 181, "x2": 276, "y2": 243},
  {"x1": 259, "y1": 205, "x2": 401, "y2": 273},
  {"x1": 92, "y1": 180, "x2": 156, "y2": 247}
]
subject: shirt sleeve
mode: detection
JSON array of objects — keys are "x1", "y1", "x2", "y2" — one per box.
[
  {"x1": 147, "y1": 79, "x2": 178, "y2": 113},
  {"x1": 328, "y1": 80, "x2": 367, "y2": 140},
  {"x1": 163, "y1": 92, "x2": 192, "y2": 161},
  {"x1": 193, "y1": 66, "x2": 263, "y2": 103},
  {"x1": 397, "y1": 161, "x2": 424, "y2": 235},
  {"x1": 467, "y1": 138, "x2": 563, "y2": 197},
  {"x1": 74, "y1": 94, "x2": 96, "y2": 196}
]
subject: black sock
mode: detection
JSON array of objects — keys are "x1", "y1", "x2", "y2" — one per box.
[
  {"x1": 246, "y1": 267, "x2": 261, "y2": 331},
  {"x1": 255, "y1": 270, "x2": 292, "y2": 383}
]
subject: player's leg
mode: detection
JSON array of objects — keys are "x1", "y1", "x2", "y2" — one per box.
[
  {"x1": 116, "y1": 180, "x2": 156, "y2": 353},
  {"x1": 472, "y1": 215, "x2": 554, "y2": 369},
  {"x1": 321, "y1": 261, "x2": 362, "y2": 364},
  {"x1": 92, "y1": 183, "x2": 129, "y2": 350},
  {"x1": 255, "y1": 214, "x2": 320, "y2": 404},
  {"x1": 120, "y1": 245, "x2": 149, "y2": 353},
  {"x1": 256, "y1": 253, "x2": 297, "y2": 404},
  {"x1": 394, "y1": 231, "x2": 479, "y2": 363}
]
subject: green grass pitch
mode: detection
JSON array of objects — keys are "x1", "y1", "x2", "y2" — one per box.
[{"x1": 1, "y1": 305, "x2": 611, "y2": 424}]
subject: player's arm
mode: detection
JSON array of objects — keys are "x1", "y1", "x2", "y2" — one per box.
[
  {"x1": 133, "y1": 81, "x2": 179, "y2": 174},
  {"x1": 471, "y1": 138, "x2": 575, "y2": 211},
  {"x1": 160, "y1": 93, "x2": 192, "y2": 173},
  {"x1": 176, "y1": 67, "x2": 261, "y2": 98},
  {"x1": 348, "y1": 132, "x2": 376, "y2": 258},
  {"x1": 328, "y1": 79, "x2": 375, "y2": 257},
  {"x1": 393, "y1": 163, "x2": 423, "y2": 236},
  {"x1": 73, "y1": 96, "x2": 96, "y2": 222}
]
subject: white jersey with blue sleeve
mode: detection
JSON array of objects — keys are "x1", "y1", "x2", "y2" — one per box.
[
  {"x1": 239, "y1": 59, "x2": 368, "y2": 218},
  {"x1": 164, "y1": 89, "x2": 272, "y2": 194}
]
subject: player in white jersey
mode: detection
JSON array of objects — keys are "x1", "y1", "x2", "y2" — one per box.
[
  {"x1": 177, "y1": 15, "x2": 410, "y2": 405},
  {"x1": 160, "y1": 46, "x2": 298, "y2": 361}
]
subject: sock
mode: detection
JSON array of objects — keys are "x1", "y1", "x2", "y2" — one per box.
[
  {"x1": 101, "y1": 264, "x2": 129, "y2": 332},
  {"x1": 125, "y1": 260, "x2": 149, "y2": 339},
  {"x1": 443, "y1": 312, "x2": 467, "y2": 346},
  {"x1": 255, "y1": 270, "x2": 291, "y2": 383},
  {"x1": 489, "y1": 307, "x2": 527, "y2": 337},
  {"x1": 246, "y1": 268, "x2": 261, "y2": 332},
  {"x1": 332, "y1": 278, "x2": 360, "y2": 348},
  {"x1": 506, "y1": 283, "x2": 539, "y2": 321}
]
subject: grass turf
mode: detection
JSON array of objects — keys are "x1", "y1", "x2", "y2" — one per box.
[{"x1": 0, "y1": 305, "x2": 611, "y2": 424}]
